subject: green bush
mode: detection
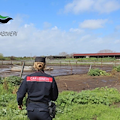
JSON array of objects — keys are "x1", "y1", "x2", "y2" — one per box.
[
  {"x1": 56, "y1": 87, "x2": 120, "y2": 107},
  {"x1": 88, "y1": 68, "x2": 109, "y2": 76},
  {"x1": 113, "y1": 65, "x2": 120, "y2": 72},
  {"x1": 0, "y1": 76, "x2": 3, "y2": 84},
  {"x1": 54, "y1": 88, "x2": 120, "y2": 120},
  {"x1": 2, "y1": 76, "x2": 22, "y2": 86},
  {"x1": 0, "y1": 53, "x2": 5, "y2": 60}
]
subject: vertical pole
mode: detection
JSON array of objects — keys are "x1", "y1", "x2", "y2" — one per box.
[
  {"x1": 88, "y1": 64, "x2": 92, "y2": 72},
  {"x1": 69, "y1": 60, "x2": 73, "y2": 74},
  {"x1": 101, "y1": 58, "x2": 102, "y2": 69},
  {"x1": 20, "y1": 62, "x2": 25, "y2": 77}
]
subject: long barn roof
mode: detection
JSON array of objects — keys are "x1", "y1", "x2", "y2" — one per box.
[{"x1": 73, "y1": 53, "x2": 120, "y2": 56}]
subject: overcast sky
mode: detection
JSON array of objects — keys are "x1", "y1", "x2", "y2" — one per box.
[{"x1": 0, "y1": 0, "x2": 120, "y2": 57}]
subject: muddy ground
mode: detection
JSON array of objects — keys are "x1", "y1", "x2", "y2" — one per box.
[
  {"x1": 0, "y1": 64, "x2": 120, "y2": 92},
  {"x1": 55, "y1": 72, "x2": 120, "y2": 92}
]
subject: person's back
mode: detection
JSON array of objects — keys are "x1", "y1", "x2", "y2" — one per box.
[{"x1": 17, "y1": 57, "x2": 58, "y2": 120}]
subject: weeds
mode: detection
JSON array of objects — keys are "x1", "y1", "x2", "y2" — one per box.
[
  {"x1": 1, "y1": 76, "x2": 120, "y2": 120},
  {"x1": 88, "y1": 68, "x2": 110, "y2": 76}
]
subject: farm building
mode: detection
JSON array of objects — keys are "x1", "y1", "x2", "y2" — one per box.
[{"x1": 73, "y1": 53, "x2": 120, "y2": 59}]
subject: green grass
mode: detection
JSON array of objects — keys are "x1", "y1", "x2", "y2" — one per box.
[
  {"x1": 61, "y1": 57, "x2": 116, "y2": 62},
  {"x1": 55, "y1": 104, "x2": 120, "y2": 120},
  {"x1": 1, "y1": 76, "x2": 120, "y2": 120}
]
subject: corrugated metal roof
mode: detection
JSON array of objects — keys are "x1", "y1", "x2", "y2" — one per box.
[{"x1": 73, "y1": 53, "x2": 120, "y2": 56}]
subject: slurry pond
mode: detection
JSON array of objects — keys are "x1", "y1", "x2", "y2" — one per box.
[{"x1": 0, "y1": 65, "x2": 113, "y2": 78}]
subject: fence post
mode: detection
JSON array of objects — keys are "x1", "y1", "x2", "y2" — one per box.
[
  {"x1": 69, "y1": 60, "x2": 73, "y2": 74},
  {"x1": 76, "y1": 61, "x2": 77, "y2": 67},
  {"x1": 88, "y1": 64, "x2": 92, "y2": 72},
  {"x1": 101, "y1": 58, "x2": 102, "y2": 68},
  {"x1": 20, "y1": 62, "x2": 25, "y2": 77}
]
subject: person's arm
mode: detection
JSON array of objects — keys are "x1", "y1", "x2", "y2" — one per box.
[
  {"x1": 17, "y1": 77, "x2": 27, "y2": 109},
  {"x1": 51, "y1": 77, "x2": 58, "y2": 101}
]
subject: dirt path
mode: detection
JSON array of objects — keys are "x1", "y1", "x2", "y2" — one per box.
[{"x1": 55, "y1": 72, "x2": 120, "y2": 92}]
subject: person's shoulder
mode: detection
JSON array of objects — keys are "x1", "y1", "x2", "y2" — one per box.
[
  {"x1": 44, "y1": 72, "x2": 54, "y2": 78},
  {"x1": 25, "y1": 72, "x2": 37, "y2": 77},
  {"x1": 44, "y1": 73, "x2": 55, "y2": 82},
  {"x1": 24, "y1": 72, "x2": 54, "y2": 79}
]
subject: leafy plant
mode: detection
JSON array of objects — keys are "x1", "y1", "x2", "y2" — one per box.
[
  {"x1": 1, "y1": 84, "x2": 120, "y2": 120},
  {"x1": 0, "y1": 76, "x2": 2, "y2": 84},
  {"x1": 55, "y1": 87, "x2": 120, "y2": 117},
  {"x1": 2, "y1": 76, "x2": 22, "y2": 86},
  {"x1": 88, "y1": 68, "x2": 109, "y2": 76},
  {"x1": 113, "y1": 65, "x2": 120, "y2": 72}
]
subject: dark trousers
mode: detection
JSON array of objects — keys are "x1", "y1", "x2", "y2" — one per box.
[{"x1": 27, "y1": 109, "x2": 52, "y2": 120}]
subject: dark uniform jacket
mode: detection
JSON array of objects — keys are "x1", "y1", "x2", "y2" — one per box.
[{"x1": 17, "y1": 71, "x2": 58, "y2": 111}]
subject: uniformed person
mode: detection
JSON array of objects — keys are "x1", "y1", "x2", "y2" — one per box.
[{"x1": 17, "y1": 57, "x2": 58, "y2": 120}]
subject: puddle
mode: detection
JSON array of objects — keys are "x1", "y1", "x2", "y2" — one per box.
[{"x1": 101, "y1": 80, "x2": 107, "y2": 83}]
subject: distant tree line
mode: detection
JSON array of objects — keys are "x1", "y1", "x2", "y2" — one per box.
[
  {"x1": 0, "y1": 49, "x2": 116, "y2": 60},
  {"x1": 0, "y1": 53, "x2": 34, "y2": 60}
]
